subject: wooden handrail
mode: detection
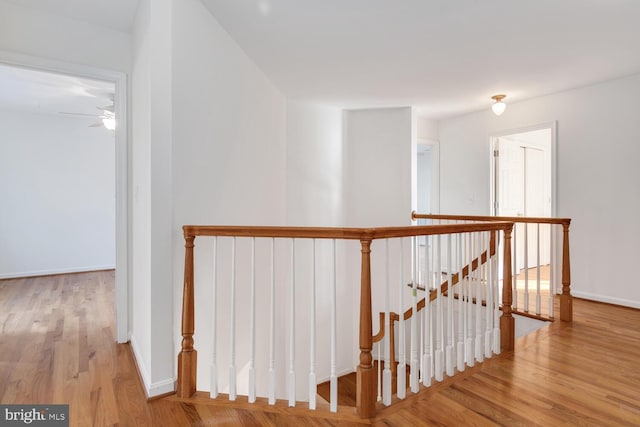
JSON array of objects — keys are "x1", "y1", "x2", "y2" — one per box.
[
  {"x1": 412, "y1": 211, "x2": 571, "y2": 226},
  {"x1": 183, "y1": 222, "x2": 514, "y2": 240}
]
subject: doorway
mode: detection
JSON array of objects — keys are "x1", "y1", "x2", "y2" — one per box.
[
  {"x1": 0, "y1": 52, "x2": 129, "y2": 342},
  {"x1": 490, "y1": 123, "x2": 557, "y2": 287}
]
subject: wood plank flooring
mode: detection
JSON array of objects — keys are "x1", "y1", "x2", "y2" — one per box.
[{"x1": 1, "y1": 271, "x2": 639, "y2": 426}]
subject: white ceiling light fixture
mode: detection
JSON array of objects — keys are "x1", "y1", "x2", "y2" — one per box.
[{"x1": 491, "y1": 94, "x2": 507, "y2": 116}]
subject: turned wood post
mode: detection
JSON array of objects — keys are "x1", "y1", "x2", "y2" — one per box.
[
  {"x1": 560, "y1": 221, "x2": 573, "y2": 321},
  {"x1": 500, "y1": 226, "x2": 515, "y2": 352},
  {"x1": 357, "y1": 239, "x2": 376, "y2": 418},
  {"x1": 177, "y1": 234, "x2": 197, "y2": 397}
]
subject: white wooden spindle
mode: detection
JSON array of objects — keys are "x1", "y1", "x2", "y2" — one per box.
[
  {"x1": 475, "y1": 232, "x2": 484, "y2": 363},
  {"x1": 309, "y1": 239, "x2": 317, "y2": 410},
  {"x1": 465, "y1": 233, "x2": 474, "y2": 367},
  {"x1": 435, "y1": 235, "x2": 444, "y2": 382},
  {"x1": 524, "y1": 223, "x2": 529, "y2": 312},
  {"x1": 330, "y1": 239, "x2": 337, "y2": 412},
  {"x1": 536, "y1": 223, "x2": 541, "y2": 315},
  {"x1": 512, "y1": 226, "x2": 518, "y2": 311},
  {"x1": 446, "y1": 234, "x2": 454, "y2": 377},
  {"x1": 422, "y1": 235, "x2": 432, "y2": 387},
  {"x1": 397, "y1": 238, "x2": 406, "y2": 399},
  {"x1": 289, "y1": 239, "x2": 296, "y2": 407},
  {"x1": 377, "y1": 342, "x2": 382, "y2": 402},
  {"x1": 268, "y1": 238, "x2": 276, "y2": 405},
  {"x1": 410, "y1": 236, "x2": 419, "y2": 393},
  {"x1": 210, "y1": 237, "x2": 218, "y2": 399},
  {"x1": 249, "y1": 237, "x2": 256, "y2": 403},
  {"x1": 383, "y1": 239, "x2": 392, "y2": 405},
  {"x1": 549, "y1": 224, "x2": 555, "y2": 318},
  {"x1": 229, "y1": 237, "x2": 237, "y2": 401},
  {"x1": 456, "y1": 233, "x2": 465, "y2": 372}
]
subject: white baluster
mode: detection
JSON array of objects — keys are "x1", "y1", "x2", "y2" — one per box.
[
  {"x1": 249, "y1": 237, "x2": 256, "y2": 403},
  {"x1": 309, "y1": 239, "x2": 317, "y2": 410},
  {"x1": 446, "y1": 234, "x2": 454, "y2": 377},
  {"x1": 410, "y1": 236, "x2": 419, "y2": 393},
  {"x1": 536, "y1": 223, "x2": 541, "y2": 316},
  {"x1": 397, "y1": 238, "x2": 406, "y2": 399},
  {"x1": 435, "y1": 235, "x2": 444, "y2": 382},
  {"x1": 229, "y1": 237, "x2": 237, "y2": 401},
  {"x1": 268, "y1": 238, "x2": 276, "y2": 405},
  {"x1": 475, "y1": 232, "x2": 484, "y2": 363},
  {"x1": 289, "y1": 239, "x2": 296, "y2": 407},
  {"x1": 210, "y1": 237, "x2": 218, "y2": 399},
  {"x1": 456, "y1": 233, "x2": 465, "y2": 372},
  {"x1": 423, "y1": 235, "x2": 432, "y2": 387},
  {"x1": 466, "y1": 233, "x2": 474, "y2": 367},
  {"x1": 383, "y1": 239, "x2": 392, "y2": 405},
  {"x1": 330, "y1": 239, "x2": 338, "y2": 412},
  {"x1": 512, "y1": 226, "x2": 518, "y2": 311},
  {"x1": 377, "y1": 342, "x2": 382, "y2": 402},
  {"x1": 549, "y1": 224, "x2": 555, "y2": 319},
  {"x1": 524, "y1": 223, "x2": 529, "y2": 312}
]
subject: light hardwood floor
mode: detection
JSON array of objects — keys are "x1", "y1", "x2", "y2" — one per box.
[{"x1": 1, "y1": 271, "x2": 639, "y2": 426}]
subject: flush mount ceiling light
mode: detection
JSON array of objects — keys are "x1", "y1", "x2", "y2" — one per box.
[{"x1": 491, "y1": 94, "x2": 507, "y2": 116}]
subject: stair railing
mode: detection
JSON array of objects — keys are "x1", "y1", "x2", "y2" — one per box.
[
  {"x1": 177, "y1": 222, "x2": 514, "y2": 419},
  {"x1": 412, "y1": 212, "x2": 572, "y2": 322}
]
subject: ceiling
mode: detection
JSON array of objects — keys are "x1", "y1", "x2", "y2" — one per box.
[
  {"x1": 2, "y1": 1, "x2": 640, "y2": 120},
  {"x1": 0, "y1": 64, "x2": 114, "y2": 121},
  {"x1": 4, "y1": 0, "x2": 140, "y2": 33},
  {"x1": 201, "y1": 0, "x2": 640, "y2": 119}
]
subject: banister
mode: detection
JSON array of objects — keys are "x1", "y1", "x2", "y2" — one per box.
[
  {"x1": 177, "y1": 221, "x2": 515, "y2": 416},
  {"x1": 412, "y1": 211, "x2": 571, "y2": 226},
  {"x1": 412, "y1": 211, "x2": 572, "y2": 322},
  {"x1": 183, "y1": 222, "x2": 514, "y2": 240}
]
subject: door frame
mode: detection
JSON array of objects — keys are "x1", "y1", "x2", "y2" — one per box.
[
  {"x1": 0, "y1": 50, "x2": 130, "y2": 343},
  {"x1": 489, "y1": 121, "x2": 558, "y2": 218}
]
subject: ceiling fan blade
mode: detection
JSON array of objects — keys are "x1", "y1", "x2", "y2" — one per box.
[{"x1": 59, "y1": 111, "x2": 101, "y2": 117}]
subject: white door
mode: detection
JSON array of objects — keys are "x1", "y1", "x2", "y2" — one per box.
[{"x1": 494, "y1": 130, "x2": 552, "y2": 273}]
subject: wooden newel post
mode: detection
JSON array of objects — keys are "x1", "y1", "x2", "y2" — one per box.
[
  {"x1": 560, "y1": 221, "x2": 573, "y2": 322},
  {"x1": 500, "y1": 226, "x2": 515, "y2": 352},
  {"x1": 177, "y1": 234, "x2": 197, "y2": 397},
  {"x1": 357, "y1": 239, "x2": 376, "y2": 418}
]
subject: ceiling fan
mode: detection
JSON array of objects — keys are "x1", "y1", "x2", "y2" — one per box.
[{"x1": 58, "y1": 97, "x2": 116, "y2": 130}]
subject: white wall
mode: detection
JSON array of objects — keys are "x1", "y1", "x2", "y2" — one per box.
[
  {"x1": 438, "y1": 73, "x2": 640, "y2": 308},
  {"x1": 286, "y1": 101, "x2": 343, "y2": 226},
  {"x1": 170, "y1": 0, "x2": 288, "y2": 398},
  {"x1": 129, "y1": 0, "x2": 176, "y2": 397},
  {"x1": 0, "y1": 110, "x2": 115, "y2": 278},
  {"x1": 0, "y1": 0, "x2": 130, "y2": 72},
  {"x1": 130, "y1": 0, "x2": 153, "y2": 395},
  {"x1": 344, "y1": 107, "x2": 415, "y2": 227}
]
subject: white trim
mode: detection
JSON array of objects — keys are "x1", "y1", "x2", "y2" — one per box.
[
  {"x1": 0, "y1": 50, "x2": 130, "y2": 344},
  {"x1": 130, "y1": 337, "x2": 175, "y2": 398},
  {"x1": 572, "y1": 291, "x2": 640, "y2": 310},
  {"x1": 316, "y1": 367, "x2": 354, "y2": 384},
  {"x1": 489, "y1": 121, "x2": 558, "y2": 216},
  {"x1": 0, "y1": 266, "x2": 116, "y2": 280}
]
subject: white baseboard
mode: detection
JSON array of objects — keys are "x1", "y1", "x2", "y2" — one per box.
[
  {"x1": 129, "y1": 336, "x2": 176, "y2": 398},
  {"x1": 572, "y1": 291, "x2": 640, "y2": 309},
  {"x1": 0, "y1": 265, "x2": 116, "y2": 279},
  {"x1": 129, "y1": 336, "x2": 151, "y2": 396}
]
